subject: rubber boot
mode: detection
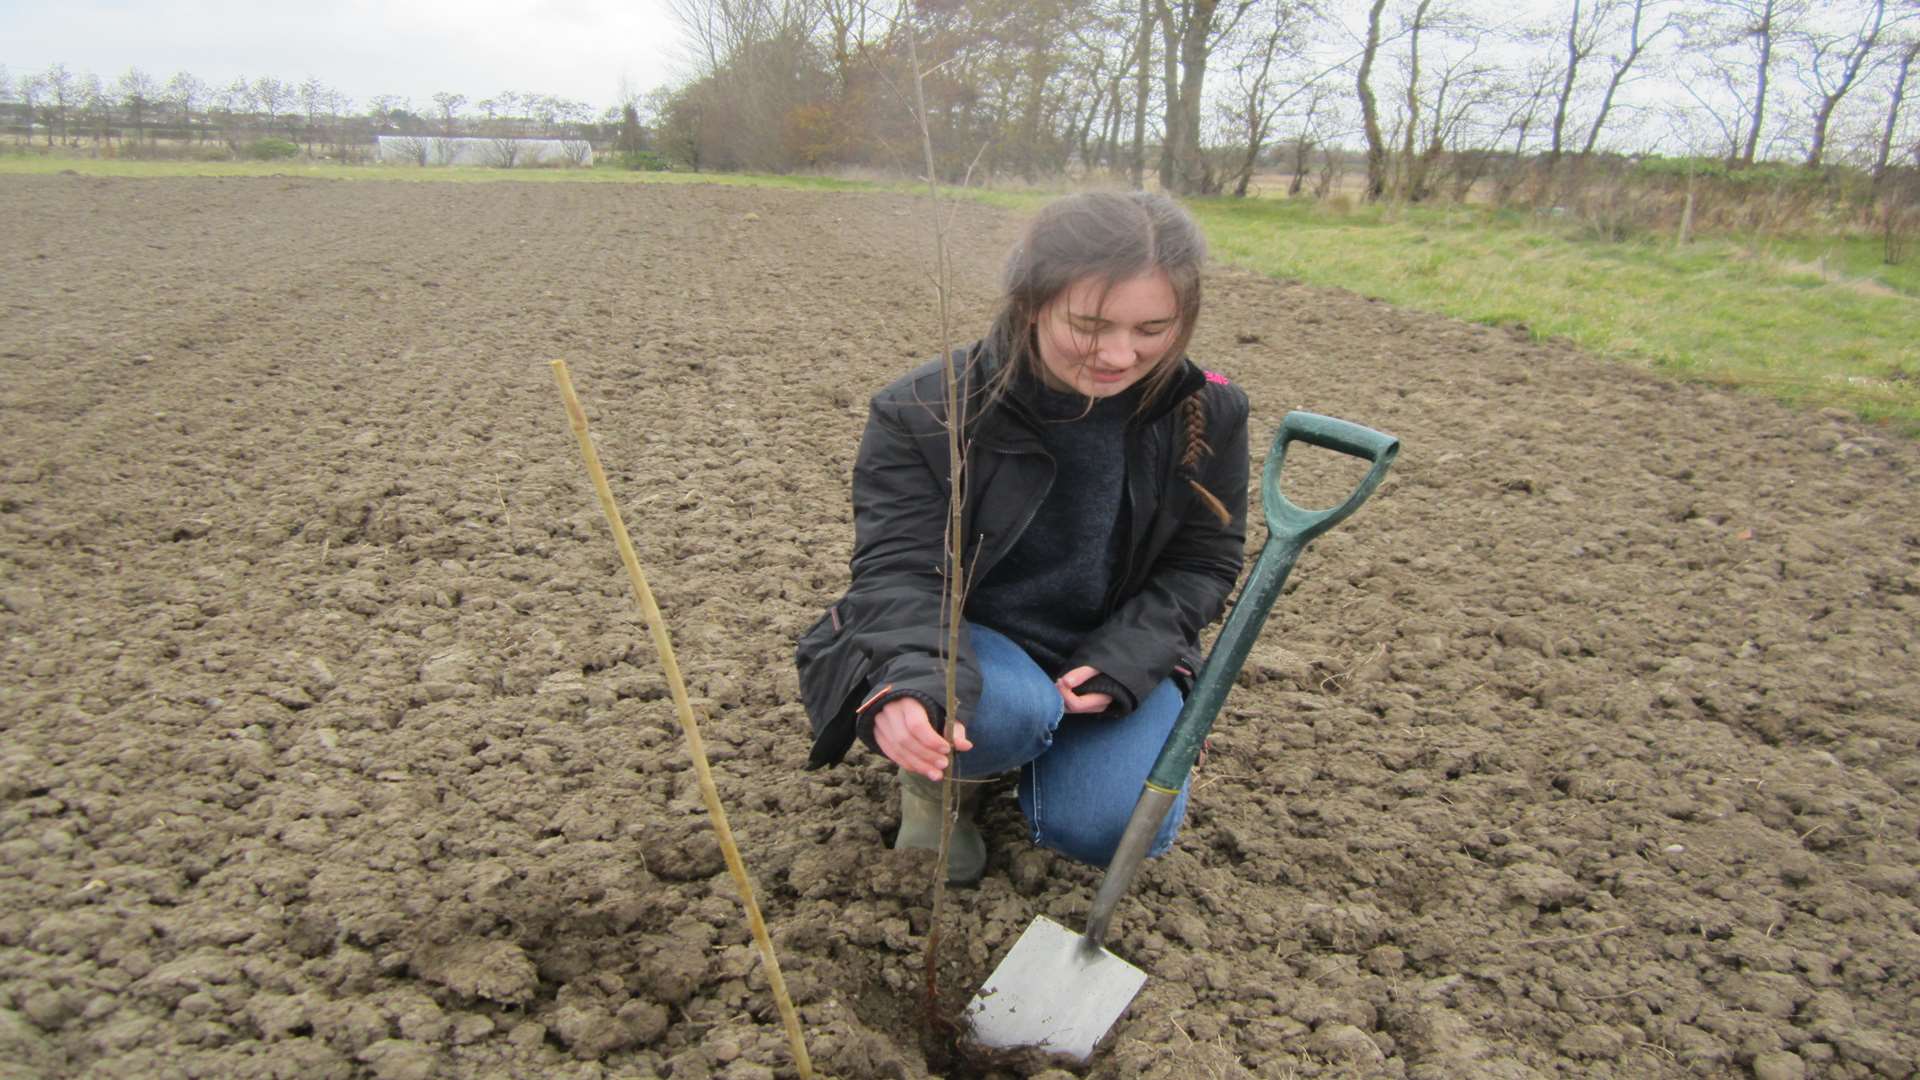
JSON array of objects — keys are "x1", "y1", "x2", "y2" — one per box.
[{"x1": 894, "y1": 768, "x2": 987, "y2": 885}]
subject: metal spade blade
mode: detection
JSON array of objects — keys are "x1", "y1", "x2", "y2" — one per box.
[{"x1": 962, "y1": 916, "x2": 1148, "y2": 1062}]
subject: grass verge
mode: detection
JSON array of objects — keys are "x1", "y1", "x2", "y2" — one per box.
[
  {"x1": 7, "y1": 156, "x2": 1913, "y2": 432},
  {"x1": 1188, "y1": 197, "x2": 1920, "y2": 434}
]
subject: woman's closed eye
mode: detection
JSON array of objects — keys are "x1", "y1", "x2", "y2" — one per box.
[{"x1": 1070, "y1": 316, "x2": 1174, "y2": 335}]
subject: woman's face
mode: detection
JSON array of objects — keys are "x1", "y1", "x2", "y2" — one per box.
[{"x1": 1034, "y1": 270, "x2": 1179, "y2": 398}]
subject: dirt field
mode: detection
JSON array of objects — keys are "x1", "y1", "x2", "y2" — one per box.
[{"x1": 2, "y1": 175, "x2": 1916, "y2": 1079}]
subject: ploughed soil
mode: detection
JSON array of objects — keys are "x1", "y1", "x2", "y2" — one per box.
[{"x1": 2, "y1": 175, "x2": 1916, "y2": 1080}]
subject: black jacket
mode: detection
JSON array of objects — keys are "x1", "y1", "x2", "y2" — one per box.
[{"x1": 797, "y1": 342, "x2": 1250, "y2": 768}]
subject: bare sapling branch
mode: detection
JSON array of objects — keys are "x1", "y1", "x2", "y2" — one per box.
[
  {"x1": 549, "y1": 360, "x2": 814, "y2": 1080},
  {"x1": 906, "y1": 25, "x2": 968, "y2": 1021}
]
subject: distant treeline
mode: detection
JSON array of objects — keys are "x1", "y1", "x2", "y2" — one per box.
[
  {"x1": 0, "y1": 65, "x2": 626, "y2": 162},
  {"x1": 655, "y1": 0, "x2": 1919, "y2": 203},
  {"x1": 5, "y1": 0, "x2": 1918, "y2": 242}
]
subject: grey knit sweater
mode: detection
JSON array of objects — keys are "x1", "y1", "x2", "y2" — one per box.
[{"x1": 967, "y1": 376, "x2": 1142, "y2": 687}]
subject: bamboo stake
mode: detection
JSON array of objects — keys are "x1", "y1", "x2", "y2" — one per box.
[{"x1": 550, "y1": 360, "x2": 813, "y2": 1080}]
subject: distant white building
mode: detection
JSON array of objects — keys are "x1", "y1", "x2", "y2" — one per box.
[{"x1": 375, "y1": 135, "x2": 593, "y2": 167}]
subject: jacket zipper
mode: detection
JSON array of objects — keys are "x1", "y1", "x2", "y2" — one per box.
[{"x1": 1104, "y1": 423, "x2": 1165, "y2": 613}]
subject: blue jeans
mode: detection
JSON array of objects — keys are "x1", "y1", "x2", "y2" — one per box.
[{"x1": 952, "y1": 624, "x2": 1190, "y2": 868}]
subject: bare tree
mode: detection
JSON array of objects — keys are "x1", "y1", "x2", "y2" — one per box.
[
  {"x1": 216, "y1": 78, "x2": 256, "y2": 148},
  {"x1": 39, "y1": 63, "x2": 76, "y2": 145},
  {"x1": 487, "y1": 90, "x2": 522, "y2": 131},
  {"x1": 325, "y1": 88, "x2": 354, "y2": 159},
  {"x1": 0, "y1": 67, "x2": 15, "y2": 143},
  {"x1": 1155, "y1": 0, "x2": 1263, "y2": 195},
  {"x1": 1395, "y1": 0, "x2": 1435, "y2": 200},
  {"x1": 818, "y1": 0, "x2": 866, "y2": 93},
  {"x1": 553, "y1": 97, "x2": 593, "y2": 134},
  {"x1": 367, "y1": 94, "x2": 407, "y2": 134},
  {"x1": 1582, "y1": 0, "x2": 1677, "y2": 156},
  {"x1": 1414, "y1": 45, "x2": 1501, "y2": 201},
  {"x1": 1698, "y1": 0, "x2": 1810, "y2": 166},
  {"x1": 1797, "y1": 0, "x2": 1891, "y2": 167},
  {"x1": 165, "y1": 71, "x2": 205, "y2": 143},
  {"x1": 388, "y1": 134, "x2": 433, "y2": 165},
  {"x1": 1877, "y1": 36, "x2": 1920, "y2": 177},
  {"x1": 432, "y1": 91, "x2": 468, "y2": 137},
  {"x1": 1493, "y1": 59, "x2": 1559, "y2": 203},
  {"x1": 253, "y1": 76, "x2": 295, "y2": 140},
  {"x1": 1133, "y1": 0, "x2": 1154, "y2": 187},
  {"x1": 1221, "y1": 34, "x2": 1284, "y2": 195},
  {"x1": 1217, "y1": 2, "x2": 1319, "y2": 196},
  {"x1": 1281, "y1": 81, "x2": 1337, "y2": 195},
  {"x1": 1678, "y1": 53, "x2": 1757, "y2": 161},
  {"x1": 116, "y1": 67, "x2": 158, "y2": 146},
  {"x1": 1548, "y1": 0, "x2": 1603, "y2": 165},
  {"x1": 486, "y1": 135, "x2": 523, "y2": 168},
  {"x1": 1357, "y1": 0, "x2": 1390, "y2": 198},
  {"x1": 78, "y1": 72, "x2": 109, "y2": 148},
  {"x1": 1079, "y1": 19, "x2": 1142, "y2": 174},
  {"x1": 665, "y1": 0, "x2": 830, "y2": 172},
  {"x1": 18, "y1": 73, "x2": 44, "y2": 147},
  {"x1": 298, "y1": 78, "x2": 328, "y2": 154}
]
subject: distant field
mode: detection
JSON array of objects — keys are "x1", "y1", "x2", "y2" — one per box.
[
  {"x1": 0, "y1": 155, "x2": 869, "y2": 190},
  {"x1": 6, "y1": 155, "x2": 1913, "y2": 432}
]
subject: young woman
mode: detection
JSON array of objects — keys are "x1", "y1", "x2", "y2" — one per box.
[{"x1": 796, "y1": 191, "x2": 1250, "y2": 884}]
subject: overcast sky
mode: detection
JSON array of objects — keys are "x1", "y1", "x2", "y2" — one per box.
[{"x1": 7, "y1": 0, "x2": 690, "y2": 113}]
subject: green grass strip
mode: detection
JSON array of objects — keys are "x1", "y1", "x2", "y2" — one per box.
[{"x1": 1187, "y1": 197, "x2": 1920, "y2": 434}]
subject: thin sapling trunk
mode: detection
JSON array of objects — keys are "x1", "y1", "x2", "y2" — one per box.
[{"x1": 905, "y1": 28, "x2": 971, "y2": 1021}]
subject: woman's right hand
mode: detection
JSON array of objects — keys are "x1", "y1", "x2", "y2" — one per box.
[{"x1": 874, "y1": 695, "x2": 972, "y2": 781}]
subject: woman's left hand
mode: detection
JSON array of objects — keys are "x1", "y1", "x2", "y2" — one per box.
[{"x1": 1055, "y1": 666, "x2": 1113, "y2": 714}]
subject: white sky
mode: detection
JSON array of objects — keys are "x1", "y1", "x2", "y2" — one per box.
[{"x1": 6, "y1": 0, "x2": 690, "y2": 113}]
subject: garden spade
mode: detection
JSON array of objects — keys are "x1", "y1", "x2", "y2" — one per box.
[{"x1": 963, "y1": 410, "x2": 1400, "y2": 1062}]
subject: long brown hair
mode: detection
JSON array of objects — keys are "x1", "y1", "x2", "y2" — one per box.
[
  {"x1": 979, "y1": 192, "x2": 1228, "y2": 523},
  {"x1": 981, "y1": 191, "x2": 1207, "y2": 413}
]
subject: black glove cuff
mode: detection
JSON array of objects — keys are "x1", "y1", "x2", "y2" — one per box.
[
  {"x1": 854, "y1": 687, "x2": 945, "y2": 753},
  {"x1": 1073, "y1": 673, "x2": 1137, "y2": 717}
]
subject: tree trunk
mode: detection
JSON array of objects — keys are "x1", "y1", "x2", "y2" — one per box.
[
  {"x1": 1357, "y1": 0, "x2": 1388, "y2": 200},
  {"x1": 1804, "y1": 0, "x2": 1886, "y2": 169},
  {"x1": 1678, "y1": 177, "x2": 1696, "y2": 247},
  {"x1": 1315, "y1": 145, "x2": 1338, "y2": 198},
  {"x1": 1807, "y1": 97, "x2": 1838, "y2": 170},
  {"x1": 1016, "y1": 46, "x2": 1053, "y2": 180},
  {"x1": 1132, "y1": 0, "x2": 1151, "y2": 189},
  {"x1": 1099, "y1": 68, "x2": 1125, "y2": 171},
  {"x1": 1172, "y1": 0, "x2": 1217, "y2": 194},
  {"x1": 1740, "y1": 0, "x2": 1776, "y2": 166},
  {"x1": 1398, "y1": 1, "x2": 1431, "y2": 201},
  {"x1": 1582, "y1": 0, "x2": 1659, "y2": 157},
  {"x1": 1876, "y1": 43, "x2": 1917, "y2": 181},
  {"x1": 1549, "y1": 0, "x2": 1583, "y2": 165},
  {"x1": 1157, "y1": 0, "x2": 1182, "y2": 191}
]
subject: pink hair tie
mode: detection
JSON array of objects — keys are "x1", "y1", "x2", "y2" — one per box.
[{"x1": 1204, "y1": 370, "x2": 1230, "y2": 385}]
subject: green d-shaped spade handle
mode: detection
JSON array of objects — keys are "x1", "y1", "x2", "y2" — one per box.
[
  {"x1": 1083, "y1": 410, "x2": 1399, "y2": 949},
  {"x1": 1147, "y1": 410, "x2": 1401, "y2": 790}
]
